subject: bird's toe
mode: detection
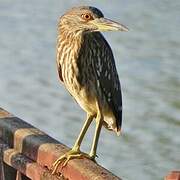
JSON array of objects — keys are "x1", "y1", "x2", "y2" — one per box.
[{"x1": 51, "y1": 149, "x2": 91, "y2": 174}]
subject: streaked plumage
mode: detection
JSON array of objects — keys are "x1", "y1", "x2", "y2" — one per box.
[{"x1": 52, "y1": 6, "x2": 128, "y2": 174}]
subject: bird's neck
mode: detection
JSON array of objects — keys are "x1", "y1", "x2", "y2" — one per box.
[
  {"x1": 58, "y1": 29, "x2": 84, "y2": 53},
  {"x1": 57, "y1": 29, "x2": 104, "y2": 67},
  {"x1": 57, "y1": 29, "x2": 92, "y2": 66},
  {"x1": 57, "y1": 29, "x2": 104, "y2": 89}
]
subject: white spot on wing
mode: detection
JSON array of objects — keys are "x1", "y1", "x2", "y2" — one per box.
[
  {"x1": 97, "y1": 70, "x2": 100, "y2": 77},
  {"x1": 97, "y1": 80, "x2": 100, "y2": 87},
  {"x1": 99, "y1": 64, "x2": 102, "y2": 73},
  {"x1": 105, "y1": 70, "x2": 108, "y2": 77},
  {"x1": 108, "y1": 74, "x2": 111, "y2": 80},
  {"x1": 108, "y1": 92, "x2": 111, "y2": 97}
]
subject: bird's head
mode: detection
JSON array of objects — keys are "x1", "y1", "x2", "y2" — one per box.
[{"x1": 59, "y1": 6, "x2": 128, "y2": 34}]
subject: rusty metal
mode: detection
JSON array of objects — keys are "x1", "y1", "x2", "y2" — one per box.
[
  {"x1": 165, "y1": 171, "x2": 180, "y2": 180},
  {"x1": 0, "y1": 108, "x2": 121, "y2": 180}
]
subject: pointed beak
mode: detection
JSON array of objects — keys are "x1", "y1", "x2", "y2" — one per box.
[{"x1": 91, "y1": 17, "x2": 129, "y2": 32}]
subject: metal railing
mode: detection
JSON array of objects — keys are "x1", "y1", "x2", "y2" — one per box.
[{"x1": 0, "y1": 108, "x2": 121, "y2": 180}]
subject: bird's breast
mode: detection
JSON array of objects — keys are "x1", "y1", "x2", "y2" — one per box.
[{"x1": 59, "y1": 50, "x2": 97, "y2": 115}]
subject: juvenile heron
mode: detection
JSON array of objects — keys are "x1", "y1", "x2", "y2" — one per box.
[{"x1": 52, "y1": 6, "x2": 128, "y2": 173}]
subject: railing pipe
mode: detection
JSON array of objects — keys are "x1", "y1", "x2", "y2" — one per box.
[{"x1": 0, "y1": 108, "x2": 121, "y2": 180}]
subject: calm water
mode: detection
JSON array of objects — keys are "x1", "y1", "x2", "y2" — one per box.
[{"x1": 0, "y1": 0, "x2": 180, "y2": 179}]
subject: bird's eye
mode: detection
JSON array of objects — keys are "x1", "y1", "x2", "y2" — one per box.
[{"x1": 81, "y1": 13, "x2": 93, "y2": 21}]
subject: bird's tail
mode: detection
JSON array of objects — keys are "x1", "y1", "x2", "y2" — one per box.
[{"x1": 103, "y1": 116, "x2": 122, "y2": 136}]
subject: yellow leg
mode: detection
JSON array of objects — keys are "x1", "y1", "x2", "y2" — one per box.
[
  {"x1": 51, "y1": 114, "x2": 93, "y2": 174},
  {"x1": 89, "y1": 110, "x2": 103, "y2": 159},
  {"x1": 72, "y1": 114, "x2": 94, "y2": 151}
]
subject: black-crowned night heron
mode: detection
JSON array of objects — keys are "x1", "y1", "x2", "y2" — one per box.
[{"x1": 52, "y1": 6, "x2": 128, "y2": 174}]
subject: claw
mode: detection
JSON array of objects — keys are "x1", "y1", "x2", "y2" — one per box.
[
  {"x1": 51, "y1": 149, "x2": 91, "y2": 175},
  {"x1": 51, "y1": 154, "x2": 67, "y2": 174},
  {"x1": 62, "y1": 154, "x2": 81, "y2": 167}
]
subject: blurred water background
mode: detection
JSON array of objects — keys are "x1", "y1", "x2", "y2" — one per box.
[{"x1": 0, "y1": 0, "x2": 180, "y2": 179}]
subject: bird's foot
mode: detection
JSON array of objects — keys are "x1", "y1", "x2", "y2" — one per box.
[{"x1": 51, "y1": 149, "x2": 94, "y2": 174}]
